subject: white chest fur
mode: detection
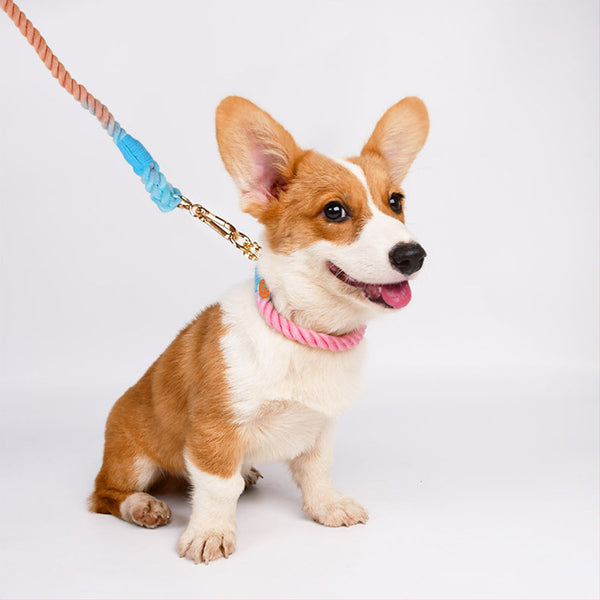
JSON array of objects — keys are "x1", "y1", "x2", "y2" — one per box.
[
  {"x1": 240, "y1": 400, "x2": 329, "y2": 463},
  {"x1": 219, "y1": 282, "x2": 366, "y2": 463}
]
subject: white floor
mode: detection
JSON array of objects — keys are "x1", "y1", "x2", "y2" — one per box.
[{"x1": 0, "y1": 366, "x2": 598, "y2": 599}]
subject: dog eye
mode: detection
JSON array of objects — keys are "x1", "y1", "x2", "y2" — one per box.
[
  {"x1": 323, "y1": 201, "x2": 350, "y2": 222},
  {"x1": 389, "y1": 192, "x2": 404, "y2": 214}
]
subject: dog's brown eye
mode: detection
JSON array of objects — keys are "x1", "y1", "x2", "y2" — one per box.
[
  {"x1": 389, "y1": 192, "x2": 404, "y2": 214},
  {"x1": 323, "y1": 201, "x2": 350, "y2": 222}
]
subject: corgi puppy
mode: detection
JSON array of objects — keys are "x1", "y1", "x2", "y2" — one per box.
[{"x1": 90, "y1": 96, "x2": 429, "y2": 564}]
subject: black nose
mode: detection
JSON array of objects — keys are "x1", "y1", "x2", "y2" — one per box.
[{"x1": 389, "y1": 242, "x2": 427, "y2": 275}]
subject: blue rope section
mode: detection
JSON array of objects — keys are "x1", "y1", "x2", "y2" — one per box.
[{"x1": 114, "y1": 128, "x2": 181, "y2": 212}]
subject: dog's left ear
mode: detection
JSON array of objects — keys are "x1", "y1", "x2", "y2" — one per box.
[
  {"x1": 216, "y1": 96, "x2": 302, "y2": 219},
  {"x1": 362, "y1": 97, "x2": 429, "y2": 185}
]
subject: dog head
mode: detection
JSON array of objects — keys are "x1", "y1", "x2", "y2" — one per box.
[{"x1": 216, "y1": 97, "x2": 429, "y2": 333}]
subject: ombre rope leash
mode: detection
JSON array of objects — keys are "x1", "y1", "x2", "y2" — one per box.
[
  {"x1": 1, "y1": 0, "x2": 261, "y2": 261},
  {"x1": 2, "y1": 0, "x2": 365, "y2": 350}
]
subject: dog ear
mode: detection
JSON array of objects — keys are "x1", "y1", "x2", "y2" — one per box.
[
  {"x1": 216, "y1": 97, "x2": 301, "y2": 219},
  {"x1": 361, "y1": 97, "x2": 429, "y2": 185}
]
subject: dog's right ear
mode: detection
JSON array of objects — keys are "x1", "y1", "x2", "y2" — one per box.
[{"x1": 216, "y1": 97, "x2": 302, "y2": 219}]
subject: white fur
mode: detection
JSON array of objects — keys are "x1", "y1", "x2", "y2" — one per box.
[
  {"x1": 178, "y1": 454, "x2": 245, "y2": 563},
  {"x1": 289, "y1": 421, "x2": 368, "y2": 526},
  {"x1": 332, "y1": 158, "x2": 418, "y2": 283},
  {"x1": 220, "y1": 282, "x2": 365, "y2": 428},
  {"x1": 255, "y1": 243, "x2": 377, "y2": 333},
  {"x1": 132, "y1": 455, "x2": 159, "y2": 490},
  {"x1": 183, "y1": 454, "x2": 244, "y2": 524}
]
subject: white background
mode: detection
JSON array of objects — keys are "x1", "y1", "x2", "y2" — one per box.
[{"x1": 0, "y1": 0, "x2": 598, "y2": 598}]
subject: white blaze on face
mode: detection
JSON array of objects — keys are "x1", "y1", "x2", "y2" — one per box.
[{"x1": 325, "y1": 158, "x2": 418, "y2": 284}]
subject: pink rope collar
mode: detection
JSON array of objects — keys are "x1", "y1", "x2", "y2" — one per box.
[{"x1": 255, "y1": 274, "x2": 366, "y2": 352}]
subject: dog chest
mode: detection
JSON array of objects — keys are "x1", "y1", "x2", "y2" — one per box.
[
  {"x1": 219, "y1": 285, "x2": 366, "y2": 418},
  {"x1": 223, "y1": 322, "x2": 365, "y2": 418},
  {"x1": 241, "y1": 400, "x2": 328, "y2": 463}
]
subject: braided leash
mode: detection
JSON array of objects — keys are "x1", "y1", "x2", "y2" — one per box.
[
  {"x1": 1, "y1": 0, "x2": 261, "y2": 260},
  {"x1": 2, "y1": 1, "x2": 366, "y2": 350}
]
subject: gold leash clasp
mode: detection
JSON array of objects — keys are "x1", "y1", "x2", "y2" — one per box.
[{"x1": 176, "y1": 194, "x2": 261, "y2": 261}]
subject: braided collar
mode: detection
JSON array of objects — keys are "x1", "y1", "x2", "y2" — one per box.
[{"x1": 254, "y1": 271, "x2": 366, "y2": 352}]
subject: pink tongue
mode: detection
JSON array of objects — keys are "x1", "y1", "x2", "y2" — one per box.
[{"x1": 380, "y1": 281, "x2": 411, "y2": 308}]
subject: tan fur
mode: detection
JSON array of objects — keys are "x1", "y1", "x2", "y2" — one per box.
[
  {"x1": 216, "y1": 98, "x2": 380, "y2": 253},
  {"x1": 362, "y1": 96, "x2": 430, "y2": 186},
  {"x1": 261, "y1": 151, "x2": 374, "y2": 253},
  {"x1": 215, "y1": 97, "x2": 425, "y2": 255},
  {"x1": 350, "y1": 153, "x2": 406, "y2": 223},
  {"x1": 216, "y1": 96, "x2": 302, "y2": 219},
  {"x1": 89, "y1": 304, "x2": 245, "y2": 522}
]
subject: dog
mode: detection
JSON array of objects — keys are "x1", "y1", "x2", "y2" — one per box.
[{"x1": 89, "y1": 96, "x2": 429, "y2": 564}]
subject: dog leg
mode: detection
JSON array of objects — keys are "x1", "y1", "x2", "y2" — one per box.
[
  {"x1": 177, "y1": 456, "x2": 245, "y2": 564},
  {"x1": 289, "y1": 421, "x2": 368, "y2": 527},
  {"x1": 90, "y1": 453, "x2": 171, "y2": 529}
]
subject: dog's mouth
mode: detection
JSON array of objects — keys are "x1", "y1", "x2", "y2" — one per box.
[{"x1": 327, "y1": 262, "x2": 411, "y2": 309}]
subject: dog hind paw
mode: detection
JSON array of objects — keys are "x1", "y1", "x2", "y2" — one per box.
[
  {"x1": 243, "y1": 466, "x2": 263, "y2": 488},
  {"x1": 120, "y1": 492, "x2": 171, "y2": 529}
]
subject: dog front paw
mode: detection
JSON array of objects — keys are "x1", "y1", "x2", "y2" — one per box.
[
  {"x1": 304, "y1": 496, "x2": 369, "y2": 527},
  {"x1": 177, "y1": 524, "x2": 236, "y2": 564}
]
